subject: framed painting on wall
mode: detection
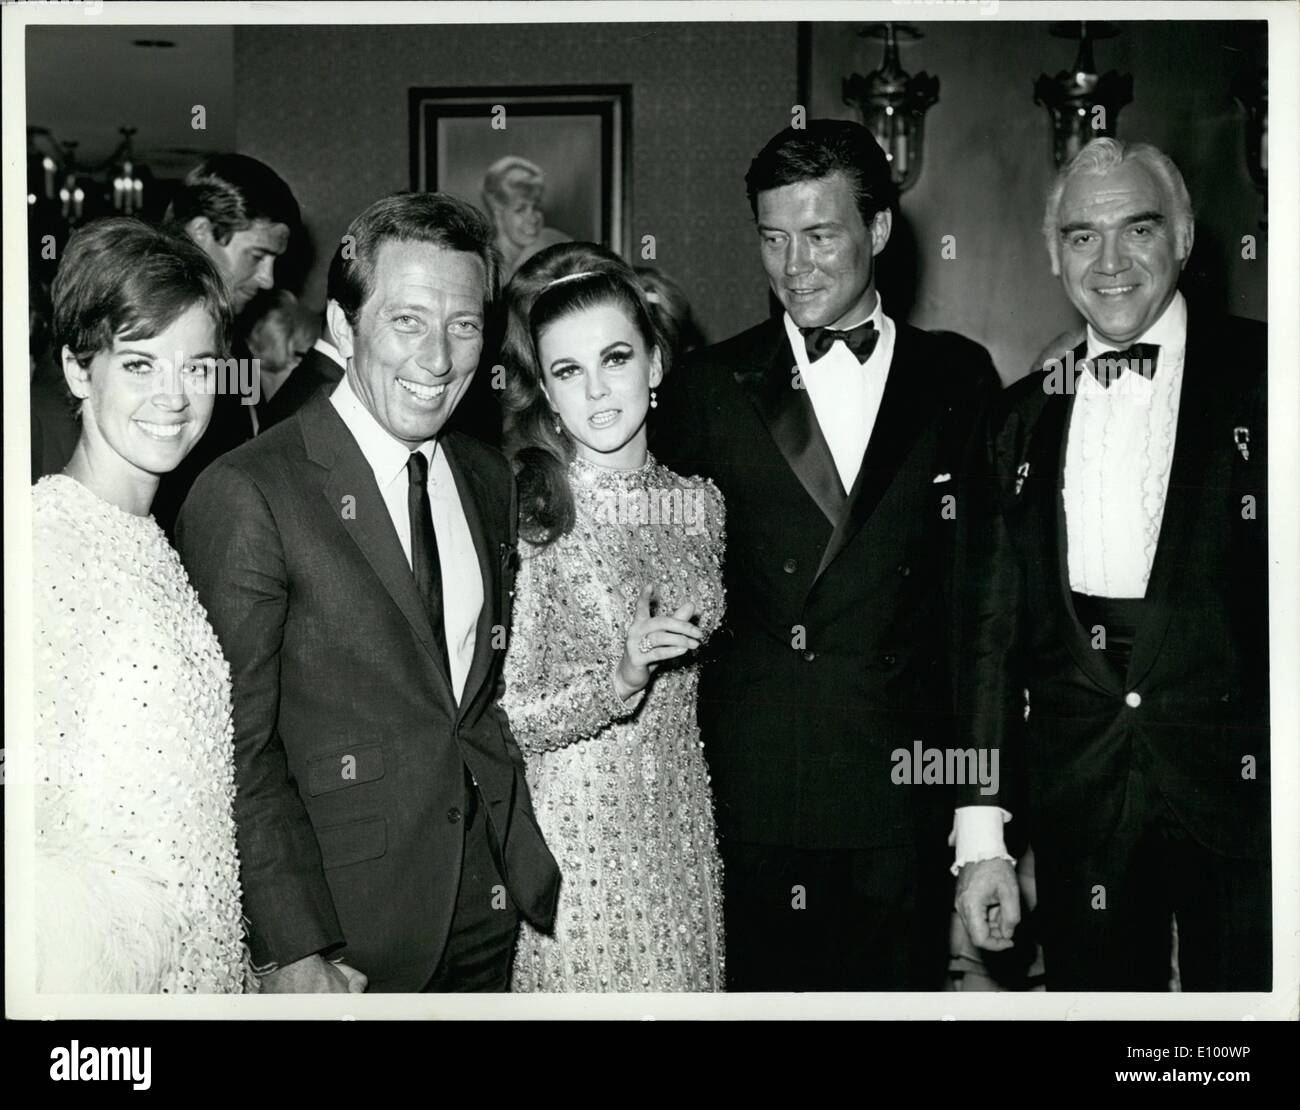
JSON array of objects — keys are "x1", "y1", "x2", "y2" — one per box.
[{"x1": 409, "y1": 84, "x2": 631, "y2": 279}]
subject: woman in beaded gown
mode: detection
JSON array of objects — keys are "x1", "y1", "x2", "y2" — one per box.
[
  {"x1": 31, "y1": 218, "x2": 249, "y2": 993},
  {"x1": 500, "y1": 244, "x2": 726, "y2": 991}
]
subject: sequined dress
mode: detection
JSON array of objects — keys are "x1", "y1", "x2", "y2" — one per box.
[
  {"x1": 502, "y1": 453, "x2": 726, "y2": 991},
  {"x1": 31, "y1": 475, "x2": 249, "y2": 993}
]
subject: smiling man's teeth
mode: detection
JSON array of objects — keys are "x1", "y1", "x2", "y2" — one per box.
[
  {"x1": 589, "y1": 410, "x2": 619, "y2": 428},
  {"x1": 398, "y1": 379, "x2": 447, "y2": 402},
  {"x1": 1096, "y1": 286, "x2": 1136, "y2": 296},
  {"x1": 136, "y1": 421, "x2": 184, "y2": 440}
]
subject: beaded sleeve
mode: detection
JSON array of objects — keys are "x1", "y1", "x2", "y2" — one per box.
[{"x1": 500, "y1": 539, "x2": 646, "y2": 755}]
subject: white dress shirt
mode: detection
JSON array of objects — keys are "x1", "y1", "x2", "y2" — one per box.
[
  {"x1": 952, "y1": 293, "x2": 1190, "y2": 874},
  {"x1": 329, "y1": 374, "x2": 483, "y2": 702},
  {"x1": 313, "y1": 335, "x2": 347, "y2": 371},
  {"x1": 783, "y1": 294, "x2": 895, "y2": 493},
  {"x1": 1065, "y1": 292, "x2": 1188, "y2": 597}
]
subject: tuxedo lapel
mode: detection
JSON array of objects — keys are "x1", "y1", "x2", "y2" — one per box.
[
  {"x1": 735, "y1": 322, "x2": 845, "y2": 526},
  {"x1": 441, "y1": 434, "x2": 499, "y2": 720},
  {"x1": 814, "y1": 325, "x2": 932, "y2": 581},
  {"x1": 303, "y1": 397, "x2": 456, "y2": 702}
]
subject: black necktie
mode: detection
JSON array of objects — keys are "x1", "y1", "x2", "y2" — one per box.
[
  {"x1": 1089, "y1": 342, "x2": 1160, "y2": 388},
  {"x1": 799, "y1": 320, "x2": 880, "y2": 364},
  {"x1": 406, "y1": 450, "x2": 451, "y2": 678}
]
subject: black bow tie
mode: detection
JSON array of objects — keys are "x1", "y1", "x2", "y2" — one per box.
[
  {"x1": 1088, "y1": 342, "x2": 1160, "y2": 388},
  {"x1": 799, "y1": 320, "x2": 880, "y2": 364}
]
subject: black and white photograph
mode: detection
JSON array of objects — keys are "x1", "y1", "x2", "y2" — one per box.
[{"x1": 3, "y1": 0, "x2": 1297, "y2": 1075}]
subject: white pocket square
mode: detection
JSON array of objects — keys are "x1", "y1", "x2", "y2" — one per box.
[{"x1": 932, "y1": 473, "x2": 952, "y2": 484}]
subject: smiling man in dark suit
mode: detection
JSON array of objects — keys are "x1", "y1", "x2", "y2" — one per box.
[
  {"x1": 953, "y1": 138, "x2": 1269, "y2": 990},
  {"x1": 176, "y1": 192, "x2": 559, "y2": 992},
  {"x1": 655, "y1": 120, "x2": 998, "y2": 990}
]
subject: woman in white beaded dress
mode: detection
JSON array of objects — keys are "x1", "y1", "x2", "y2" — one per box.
[
  {"x1": 500, "y1": 243, "x2": 726, "y2": 991},
  {"x1": 31, "y1": 218, "x2": 249, "y2": 993}
]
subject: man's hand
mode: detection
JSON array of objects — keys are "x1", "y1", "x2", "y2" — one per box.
[
  {"x1": 259, "y1": 953, "x2": 368, "y2": 993},
  {"x1": 955, "y1": 858, "x2": 1021, "y2": 952}
]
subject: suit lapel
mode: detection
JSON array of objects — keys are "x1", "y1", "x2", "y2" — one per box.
[
  {"x1": 441, "y1": 434, "x2": 499, "y2": 720},
  {"x1": 813, "y1": 325, "x2": 932, "y2": 581},
  {"x1": 735, "y1": 322, "x2": 845, "y2": 526},
  {"x1": 304, "y1": 396, "x2": 456, "y2": 702}
]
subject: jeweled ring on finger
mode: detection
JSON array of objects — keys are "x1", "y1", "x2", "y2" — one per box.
[{"x1": 639, "y1": 635, "x2": 654, "y2": 653}]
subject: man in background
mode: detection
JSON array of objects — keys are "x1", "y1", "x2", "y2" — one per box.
[
  {"x1": 153, "y1": 153, "x2": 301, "y2": 533},
  {"x1": 244, "y1": 291, "x2": 343, "y2": 432}
]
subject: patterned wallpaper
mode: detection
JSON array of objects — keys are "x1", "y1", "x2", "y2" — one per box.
[{"x1": 233, "y1": 22, "x2": 799, "y2": 344}]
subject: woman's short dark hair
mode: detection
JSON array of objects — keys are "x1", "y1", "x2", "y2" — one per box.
[
  {"x1": 745, "y1": 119, "x2": 895, "y2": 228},
  {"x1": 164, "y1": 153, "x2": 301, "y2": 244},
  {"x1": 52, "y1": 216, "x2": 235, "y2": 372},
  {"x1": 327, "y1": 192, "x2": 501, "y2": 328},
  {"x1": 501, "y1": 241, "x2": 669, "y2": 547}
]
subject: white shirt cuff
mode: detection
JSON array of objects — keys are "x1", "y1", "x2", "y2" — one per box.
[{"x1": 949, "y1": 805, "x2": 1015, "y2": 876}]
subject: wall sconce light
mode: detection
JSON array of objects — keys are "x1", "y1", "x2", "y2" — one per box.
[
  {"x1": 112, "y1": 128, "x2": 145, "y2": 215},
  {"x1": 57, "y1": 141, "x2": 86, "y2": 225},
  {"x1": 843, "y1": 23, "x2": 939, "y2": 194},
  {"x1": 1034, "y1": 21, "x2": 1132, "y2": 168}
]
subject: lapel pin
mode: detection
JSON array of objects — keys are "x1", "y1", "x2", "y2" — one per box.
[
  {"x1": 1015, "y1": 462, "x2": 1031, "y2": 495},
  {"x1": 1233, "y1": 426, "x2": 1250, "y2": 462}
]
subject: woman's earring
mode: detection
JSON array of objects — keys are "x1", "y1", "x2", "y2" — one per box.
[
  {"x1": 650, "y1": 388, "x2": 658, "y2": 410},
  {"x1": 553, "y1": 414, "x2": 563, "y2": 436}
]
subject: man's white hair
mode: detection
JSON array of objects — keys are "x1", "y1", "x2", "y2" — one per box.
[{"x1": 1042, "y1": 138, "x2": 1194, "y2": 275}]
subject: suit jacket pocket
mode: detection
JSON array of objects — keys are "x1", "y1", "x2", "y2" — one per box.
[
  {"x1": 307, "y1": 743, "x2": 386, "y2": 797},
  {"x1": 316, "y1": 816, "x2": 388, "y2": 869}
]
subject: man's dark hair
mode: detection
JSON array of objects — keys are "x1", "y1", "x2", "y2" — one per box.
[
  {"x1": 327, "y1": 192, "x2": 500, "y2": 327},
  {"x1": 53, "y1": 216, "x2": 235, "y2": 367},
  {"x1": 164, "y1": 153, "x2": 300, "y2": 244},
  {"x1": 745, "y1": 119, "x2": 896, "y2": 228}
]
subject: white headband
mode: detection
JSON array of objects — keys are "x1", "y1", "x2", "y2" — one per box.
[{"x1": 542, "y1": 271, "x2": 599, "y2": 292}]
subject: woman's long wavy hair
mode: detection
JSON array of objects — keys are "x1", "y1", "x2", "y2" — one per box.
[{"x1": 502, "y1": 242, "x2": 672, "y2": 547}]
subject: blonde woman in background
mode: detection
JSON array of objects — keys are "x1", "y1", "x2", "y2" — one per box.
[{"x1": 482, "y1": 155, "x2": 572, "y2": 279}]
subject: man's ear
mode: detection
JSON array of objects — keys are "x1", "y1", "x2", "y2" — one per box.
[
  {"x1": 326, "y1": 300, "x2": 354, "y2": 363},
  {"x1": 1178, "y1": 221, "x2": 1196, "y2": 270},
  {"x1": 870, "y1": 207, "x2": 893, "y2": 258},
  {"x1": 184, "y1": 216, "x2": 215, "y2": 249},
  {"x1": 61, "y1": 345, "x2": 92, "y2": 402}
]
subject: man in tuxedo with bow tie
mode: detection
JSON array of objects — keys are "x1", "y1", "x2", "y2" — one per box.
[
  {"x1": 655, "y1": 120, "x2": 998, "y2": 989},
  {"x1": 176, "y1": 192, "x2": 560, "y2": 991},
  {"x1": 954, "y1": 138, "x2": 1270, "y2": 990}
]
